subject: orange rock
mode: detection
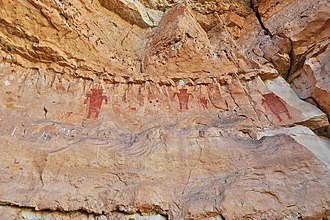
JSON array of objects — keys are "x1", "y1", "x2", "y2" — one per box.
[{"x1": 0, "y1": 0, "x2": 329, "y2": 219}]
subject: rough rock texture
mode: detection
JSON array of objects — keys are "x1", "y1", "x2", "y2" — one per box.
[
  {"x1": 255, "y1": 125, "x2": 330, "y2": 169},
  {"x1": 0, "y1": 0, "x2": 330, "y2": 219},
  {"x1": 1, "y1": 129, "x2": 330, "y2": 219},
  {"x1": 291, "y1": 42, "x2": 330, "y2": 117},
  {"x1": 238, "y1": 0, "x2": 330, "y2": 136}
]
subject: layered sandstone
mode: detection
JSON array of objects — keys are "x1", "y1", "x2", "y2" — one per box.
[{"x1": 0, "y1": 0, "x2": 329, "y2": 219}]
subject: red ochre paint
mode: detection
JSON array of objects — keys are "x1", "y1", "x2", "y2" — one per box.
[
  {"x1": 199, "y1": 97, "x2": 208, "y2": 109},
  {"x1": 84, "y1": 85, "x2": 108, "y2": 120},
  {"x1": 173, "y1": 88, "x2": 193, "y2": 110},
  {"x1": 262, "y1": 92, "x2": 292, "y2": 122}
]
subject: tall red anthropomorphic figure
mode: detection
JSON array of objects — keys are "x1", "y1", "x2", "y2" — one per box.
[
  {"x1": 173, "y1": 88, "x2": 193, "y2": 110},
  {"x1": 84, "y1": 84, "x2": 108, "y2": 120}
]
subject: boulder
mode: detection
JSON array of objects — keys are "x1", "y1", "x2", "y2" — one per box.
[{"x1": 263, "y1": 76, "x2": 329, "y2": 129}]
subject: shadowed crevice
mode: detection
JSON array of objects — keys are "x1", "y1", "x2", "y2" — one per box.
[
  {"x1": 250, "y1": 0, "x2": 273, "y2": 37},
  {"x1": 250, "y1": 1, "x2": 296, "y2": 80}
]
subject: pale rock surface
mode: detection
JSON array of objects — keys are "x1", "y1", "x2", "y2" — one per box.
[
  {"x1": 98, "y1": 0, "x2": 163, "y2": 28},
  {"x1": 264, "y1": 76, "x2": 328, "y2": 129},
  {"x1": 255, "y1": 125, "x2": 330, "y2": 169}
]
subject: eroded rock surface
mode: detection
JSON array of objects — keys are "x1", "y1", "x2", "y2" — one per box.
[
  {"x1": 0, "y1": 0, "x2": 330, "y2": 219},
  {"x1": 239, "y1": 0, "x2": 330, "y2": 126},
  {"x1": 1, "y1": 126, "x2": 330, "y2": 219}
]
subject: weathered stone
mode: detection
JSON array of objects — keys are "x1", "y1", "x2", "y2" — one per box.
[
  {"x1": 255, "y1": 125, "x2": 330, "y2": 169},
  {"x1": 98, "y1": 0, "x2": 163, "y2": 28},
  {"x1": 291, "y1": 41, "x2": 330, "y2": 117},
  {"x1": 264, "y1": 76, "x2": 328, "y2": 129},
  {"x1": 0, "y1": 123, "x2": 330, "y2": 219},
  {"x1": 239, "y1": 0, "x2": 330, "y2": 78},
  {"x1": 0, "y1": 0, "x2": 330, "y2": 219},
  {"x1": 224, "y1": 11, "x2": 245, "y2": 28},
  {"x1": 143, "y1": 3, "x2": 212, "y2": 76}
]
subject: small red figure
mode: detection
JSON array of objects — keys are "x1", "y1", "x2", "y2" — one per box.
[
  {"x1": 173, "y1": 88, "x2": 193, "y2": 110},
  {"x1": 199, "y1": 97, "x2": 209, "y2": 109},
  {"x1": 84, "y1": 84, "x2": 108, "y2": 120},
  {"x1": 262, "y1": 92, "x2": 292, "y2": 122}
]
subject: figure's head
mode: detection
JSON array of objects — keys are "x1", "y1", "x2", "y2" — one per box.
[
  {"x1": 178, "y1": 79, "x2": 186, "y2": 87},
  {"x1": 179, "y1": 88, "x2": 188, "y2": 93},
  {"x1": 262, "y1": 92, "x2": 275, "y2": 99}
]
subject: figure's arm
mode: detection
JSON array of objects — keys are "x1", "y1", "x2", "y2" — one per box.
[
  {"x1": 189, "y1": 93, "x2": 194, "y2": 99},
  {"x1": 173, "y1": 93, "x2": 178, "y2": 99},
  {"x1": 84, "y1": 96, "x2": 89, "y2": 104},
  {"x1": 103, "y1": 95, "x2": 109, "y2": 104},
  {"x1": 278, "y1": 97, "x2": 287, "y2": 106},
  {"x1": 84, "y1": 93, "x2": 91, "y2": 104}
]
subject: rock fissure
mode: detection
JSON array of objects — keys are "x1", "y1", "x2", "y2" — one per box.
[
  {"x1": 0, "y1": 202, "x2": 104, "y2": 217},
  {"x1": 0, "y1": 202, "x2": 169, "y2": 219},
  {"x1": 250, "y1": 0, "x2": 273, "y2": 37},
  {"x1": 277, "y1": 33, "x2": 295, "y2": 80},
  {"x1": 249, "y1": 1, "x2": 299, "y2": 81},
  {"x1": 181, "y1": 138, "x2": 203, "y2": 195}
]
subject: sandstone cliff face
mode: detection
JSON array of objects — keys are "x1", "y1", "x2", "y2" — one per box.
[{"x1": 0, "y1": 0, "x2": 329, "y2": 219}]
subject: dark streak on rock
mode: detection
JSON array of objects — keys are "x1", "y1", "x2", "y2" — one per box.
[{"x1": 250, "y1": 0, "x2": 273, "y2": 37}]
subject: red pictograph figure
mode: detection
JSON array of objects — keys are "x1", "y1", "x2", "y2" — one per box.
[
  {"x1": 84, "y1": 84, "x2": 108, "y2": 120},
  {"x1": 199, "y1": 97, "x2": 209, "y2": 109},
  {"x1": 173, "y1": 88, "x2": 193, "y2": 110},
  {"x1": 262, "y1": 92, "x2": 292, "y2": 122}
]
